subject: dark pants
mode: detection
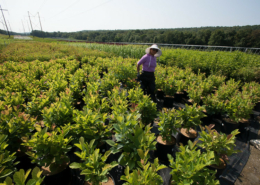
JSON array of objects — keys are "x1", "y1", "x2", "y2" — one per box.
[{"x1": 139, "y1": 71, "x2": 156, "y2": 102}]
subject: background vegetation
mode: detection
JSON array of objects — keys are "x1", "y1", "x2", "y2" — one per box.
[{"x1": 21, "y1": 25, "x2": 260, "y2": 48}]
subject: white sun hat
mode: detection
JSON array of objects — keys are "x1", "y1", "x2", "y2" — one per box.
[{"x1": 145, "y1": 44, "x2": 162, "y2": 57}]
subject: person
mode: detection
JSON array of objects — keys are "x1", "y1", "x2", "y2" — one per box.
[{"x1": 137, "y1": 44, "x2": 162, "y2": 103}]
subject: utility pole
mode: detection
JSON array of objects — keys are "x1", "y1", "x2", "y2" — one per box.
[
  {"x1": 38, "y1": 12, "x2": 44, "y2": 38},
  {"x1": 8, "y1": 21, "x2": 12, "y2": 35},
  {"x1": 28, "y1": 11, "x2": 33, "y2": 36},
  {"x1": 27, "y1": 21, "x2": 31, "y2": 35},
  {"x1": 38, "y1": 12, "x2": 43, "y2": 31},
  {"x1": 21, "y1": 20, "x2": 25, "y2": 35},
  {"x1": 0, "y1": 5, "x2": 10, "y2": 38}
]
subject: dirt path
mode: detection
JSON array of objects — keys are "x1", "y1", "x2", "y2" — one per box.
[{"x1": 234, "y1": 127, "x2": 260, "y2": 185}]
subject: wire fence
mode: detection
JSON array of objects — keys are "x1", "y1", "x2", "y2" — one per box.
[{"x1": 50, "y1": 37, "x2": 260, "y2": 54}]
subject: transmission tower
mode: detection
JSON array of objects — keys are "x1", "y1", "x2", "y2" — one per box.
[{"x1": 0, "y1": 5, "x2": 10, "y2": 37}]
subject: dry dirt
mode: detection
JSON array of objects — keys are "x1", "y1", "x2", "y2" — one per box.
[{"x1": 234, "y1": 128, "x2": 260, "y2": 185}]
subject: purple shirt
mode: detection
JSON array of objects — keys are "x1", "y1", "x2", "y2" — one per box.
[{"x1": 137, "y1": 54, "x2": 157, "y2": 72}]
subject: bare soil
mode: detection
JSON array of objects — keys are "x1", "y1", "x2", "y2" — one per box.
[
  {"x1": 234, "y1": 124, "x2": 260, "y2": 185},
  {"x1": 180, "y1": 128, "x2": 198, "y2": 138},
  {"x1": 157, "y1": 135, "x2": 176, "y2": 145}
]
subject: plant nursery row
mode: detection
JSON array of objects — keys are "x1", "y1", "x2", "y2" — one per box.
[{"x1": 0, "y1": 49, "x2": 257, "y2": 184}]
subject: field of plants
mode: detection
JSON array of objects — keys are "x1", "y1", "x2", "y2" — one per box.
[{"x1": 0, "y1": 35, "x2": 260, "y2": 185}]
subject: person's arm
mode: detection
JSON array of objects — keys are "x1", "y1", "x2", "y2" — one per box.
[
  {"x1": 137, "y1": 63, "x2": 141, "y2": 74},
  {"x1": 137, "y1": 55, "x2": 146, "y2": 74}
]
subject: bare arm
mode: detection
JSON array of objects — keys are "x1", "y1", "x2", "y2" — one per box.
[{"x1": 137, "y1": 64, "x2": 141, "y2": 74}]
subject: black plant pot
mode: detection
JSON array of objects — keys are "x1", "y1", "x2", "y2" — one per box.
[
  {"x1": 174, "y1": 92, "x2": 187, "y2": 102},
  {"x1": 207, "y1": 160, "x2": 226, "y2": 179},
  {"x1": 109, "y1": 165, "x2": 125, "y2": 185},
  {"x1": 163, "y1": 96, "x2": 175, "y2": 108},
  {"x1": 156, "y1": 90, "x2": 164, "y2": 99},
  {"x1": 97, "y1": 142, "x2": 108, "y2": 155},
  {"x1": 200, "y1": 115, "x2": 213, "y2": 126},
  {"x1": 155, "y1": 136, "x2": 176, "y2": 163},
  {"x1": 176, "y1": 130, "x2": 197, "y2": 146},
  {"x1": 221, "y1": 118, "x2": 240, "y2": 134},
  {"x1": 43, "y1": 165, "x2": 71, "y2": 185},
  {"x1": 15, "y1": 155, "x2": 36, "y2": 172},
  {"x1": 254, "y1": 101, "x2": 260, "y2": 112},
  {"x1": 238, "y1": 119, "x2": 250, "y2": 133}
]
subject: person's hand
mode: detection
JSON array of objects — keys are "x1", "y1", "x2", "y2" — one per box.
[{"x1": 137, "y1": 72, "x2": 140, "y2": 79}]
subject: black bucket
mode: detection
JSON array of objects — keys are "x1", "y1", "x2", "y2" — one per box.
[
  {"x1": 156, "y1": 90, "x2": 164, "y2": 99},
  {"x1": 176, "y1": 132, "x2": 196, "y2": 146},
  {"x1": 222, "y1": 118, "x2": 240, "y2": 134},
  {"x1": 43, "y1": 166, "x2": 71, "y2": 185},
  {"x1": 154, "y1": 136, "x2": 176, "y2": 163},
  {"x1": 163, "y1": 96, "x2": 175, "y2": 108}
]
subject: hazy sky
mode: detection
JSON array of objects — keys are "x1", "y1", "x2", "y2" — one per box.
[{"x1": 0, "y1": 0, "x2": 260, "y2": 33}]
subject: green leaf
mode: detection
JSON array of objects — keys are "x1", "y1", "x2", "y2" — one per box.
[
  {"x1": 4, "y1": 177, "x2": 12, "y2": 185},
  {"x1": 13, "y1": 169, "x2": 25, "y2": 185},
  {"x1": 106, "y1": 140, "x2": 115, "y2": 147},
  {"x1": 26, "y1": 179, "x2": 37, "y2": 185},
  {"x1": 137, "y1": 149, "x2": 144, "y2": 159},
  {"x1": 31, "y1": 167, "x2": 41, "y2": 180},
  {"x1": 69, "y1": 162, "x2": 81, "y2": 169}
]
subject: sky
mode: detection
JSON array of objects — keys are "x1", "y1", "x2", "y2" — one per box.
[{"x1": 0, "y1": 0, "x2": 260, "y2": 33}]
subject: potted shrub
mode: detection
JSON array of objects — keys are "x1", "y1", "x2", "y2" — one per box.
[
  {"x1": 42, "y1": 89, "x2": 74, "y2": 128},
  {"x1": 163, "y1": 76, "x2": 177, "y2": 108},
  {"x1": 99, "y1": 73, "x2": 120, "y2": 97},
  {"x1": 108, "y1": 87, "x2": 128, "y2": 115},
  {"x1": 22, "y1": 124, "x2": 72, "y2": 182},
  {"x1": 197, "y1": 125, "x2": 240, "y2": 178},
  {"x1": 155, "y1": 67, "x2": 166, "y2": 99},
  {"x1": 69, "y1": 138, "x2": 118, "y2": 185},
  {"x1": 156, "y1": 108, "x2": 181, "y2": 162},
  {"x1": 174, "y1": 79, "x2": 187, "y2": 101},
  {"x1": 176, "y1": 104, "x2": 206, "y2": 145},
  {"x1": 0, "y1": 108, "x2": 36, "y2": 153},
  {"x1": 121, "y1": 149, "x2": 167, "y2": 185},
  {"x1": 106, "y1": 119, "x2": 156, "y2": 170},
  {"x1": 0, "y1": 135, "x2": 18, "y2": 183},
  {"x1": 72, "y1": 108, "x2": 112, "y2": 149},
  {"x1": 1, "y1": 167, "x2": 45, "y2": 185},
  {"x1": 128, "y1": 88, "x2": 157, "y2": 125},
  {"x1": 203, "y1": 93, "x2": 225, "y2": 118},
  {"x1": 223, "y1": 92, "x2": 254, "y2": 134},
  {"x1": 168, "y1": 140, "x2": 219, "y2": 185},
  {"x1": 186, "y1": 81, "x2": 204, "y2": 105}
]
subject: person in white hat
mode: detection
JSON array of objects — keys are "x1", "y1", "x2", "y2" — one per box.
[{"x1": 137, "y1": 44, "x2": 162, "y2": 103}]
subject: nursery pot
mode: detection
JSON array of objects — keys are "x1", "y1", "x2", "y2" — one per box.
[
  {"x1": 200, "y1": 113, "x2": 213, "y2": 126},
  {"x1": 221, "y1": 118, "x2": 240, "y2": 134},
  {"x1": 207, "y1": 158, "x2": 227, "y2": 179},
  {"x1": 174, "y1": 92, "x2": 186, "y2": 102},
  {"x1": 97, "y1": 141, "x2": 107, "y2": 155},
  {"x1": 238, "y1": 119, "x2": 250, "y2": 133},
  {"x1": 84, "y1": 174, "x2": 115, "y2": 185},
  {"x1": 254, "y1": 101, "x2": 260, "y2": 112},
  {"x1": 176, "y1": 128, "x2": 198, "y2": 146},
  {"x1": 163, "y1": 95, "x2": 175, "y2": 108},
  {"x1": 41, "y1": 160, "x2": 71, "y2": 185},
  {"x1": 156, "y1": 89, "x2": 164, "y2": 99},
  {"x1": 155, "y1": 135, "x2": 176, "y2": 162}
]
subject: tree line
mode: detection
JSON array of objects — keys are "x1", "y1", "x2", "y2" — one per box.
[{"x1": 3, "y1": 25, "x2": 260, "y2": 47}]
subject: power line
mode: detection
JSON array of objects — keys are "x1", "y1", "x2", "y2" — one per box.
[
  {"x1": 47, "y1": 0, "x2": 80, "y2": 20},
  {"x1": 37, "y1": 0, "x2": 48, "y2": 12},
  {"x1": 55, "y1": 0, "x2": 113, "y2": 22}
]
